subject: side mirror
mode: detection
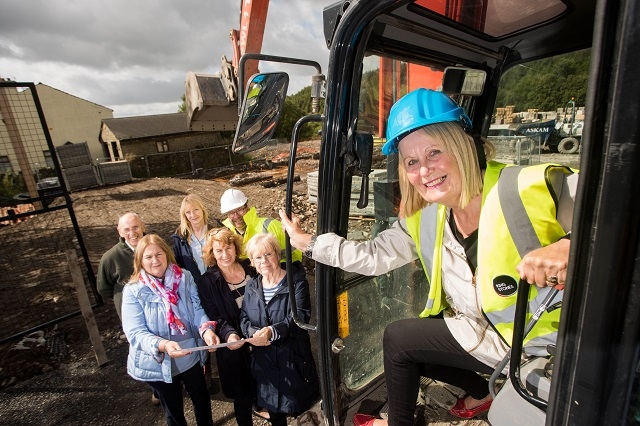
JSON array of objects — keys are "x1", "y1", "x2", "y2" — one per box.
[
  {"x1": 232, "y1": 72, "x2": 289, "y2": 154},
  {"x1": 442, "y1": 66, "x2": 486, "y2": 96}
]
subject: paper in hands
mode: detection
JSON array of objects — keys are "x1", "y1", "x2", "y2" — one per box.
[{"x1": 168, "y1": 338, "x2": 256, "y2": 356}]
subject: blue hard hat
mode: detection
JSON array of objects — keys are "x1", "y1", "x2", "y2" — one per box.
[{"x1": 382, "y1": 89, "x2": 472, "y2": 155}]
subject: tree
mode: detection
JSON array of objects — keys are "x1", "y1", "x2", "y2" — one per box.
[
  {"x1": 275, "y1": 87, "x2": 323, "y2": 140},
  {"x1": 178, "y1": 95, "x2": 186, "y2": 113},
  {"x1": 273, "y1": 98, "x2": 319, "y2": 141},
  {"x1": 495, "y1": 49, "x2": 591, "y2": 111}
]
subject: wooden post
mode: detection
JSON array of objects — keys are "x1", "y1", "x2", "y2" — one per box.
[{"x1": 65, "y1": 249, "x2": 109, "y2": 366}]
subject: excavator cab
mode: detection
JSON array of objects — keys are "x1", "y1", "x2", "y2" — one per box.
[{"x1": 232, "y1": 0, "x2": 640, "y2": 424}]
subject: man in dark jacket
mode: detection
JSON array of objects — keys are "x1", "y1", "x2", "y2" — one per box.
[
  {"x1": 97, "y1": 212, "x2": 146, "y2": 320},
  {"x1": 97, "y1": 212, "x2": 160, "y2": 405}
]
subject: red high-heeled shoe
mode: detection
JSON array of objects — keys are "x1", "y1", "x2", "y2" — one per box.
[
  {"x1": 352, "y1": 413, "x2": 377, "y2": 426},
  {"x1": 448, "y1": 396, "x2": 492, "y2": 419}
]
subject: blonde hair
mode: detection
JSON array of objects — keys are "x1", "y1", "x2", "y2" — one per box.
[
  {"x1": 202, "y1": 227, "x2": 243, "y2": 267},
  {"x1": 398, "y1": 121, "x2": 495, "y2": 218},
  {"x1": 175, "y1": 194, "x2": 210, "y2": 240},
  {"x1": 245, "y1": 233, "x2": 281, "y2": 268},
  {"x1": 129, "y1": 234, "x2": 177, "y2": 282}
]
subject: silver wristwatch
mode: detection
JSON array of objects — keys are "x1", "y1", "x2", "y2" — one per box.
[{"x1": 304, "y1": 234, "x2": 317, "y2": 258}]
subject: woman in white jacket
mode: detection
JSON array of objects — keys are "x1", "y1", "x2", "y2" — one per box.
[
  {"x1": 122, "y1": 234, "x2": 219, "y2": 426},
  {"x1": 280, "y1": 89, "x2": 576, "y2": 426}
]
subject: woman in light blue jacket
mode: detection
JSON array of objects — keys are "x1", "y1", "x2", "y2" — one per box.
[{"x1": 122, "y1": 234, "x2": 219, "y2": 426}]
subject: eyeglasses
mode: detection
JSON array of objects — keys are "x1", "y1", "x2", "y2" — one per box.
[
  {"x1": 252, "y1": 252, "x2": 275, "y2": 263},
  {"x1": 227, "y1": 206, "x2": 248, "y2": 218}
]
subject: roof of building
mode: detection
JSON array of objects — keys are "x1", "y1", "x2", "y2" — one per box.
[
  {"x1": 101, "y1": 113, "x2": 192, "y2": 141},
  {"x1": 34, "y1": 83, "x2": 113, "y2": 112}
]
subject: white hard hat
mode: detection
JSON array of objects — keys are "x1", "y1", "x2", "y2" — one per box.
[{"x1": 220, "y1": 189, "x2": 248, "y2": 214}]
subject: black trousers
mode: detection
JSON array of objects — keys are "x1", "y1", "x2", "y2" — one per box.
[
  {"x1": 268, "y1": 411, "x2": 287, "y2": 426},
  {"x1": 147, "y1": 362, "x2": 213, "y2": 426},
  {"x1": 233, "y1": 394, "x2": 254, "y2": 426},
  {"x1": 383, "y1": 317, "x2": 495, "y2": 426}
]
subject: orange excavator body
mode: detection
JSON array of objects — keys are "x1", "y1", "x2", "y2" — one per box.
[{"x1": 185, "y1": 0, "x2": 270, "y2": 131}]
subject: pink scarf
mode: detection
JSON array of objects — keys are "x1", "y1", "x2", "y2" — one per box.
[{"x1": 139, "y1": 263, "x2": 187, "y2": 335}]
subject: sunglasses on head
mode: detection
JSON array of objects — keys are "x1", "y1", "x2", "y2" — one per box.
[{"x1": 208, "y1": 227, "x2": 226, "y2": 236}]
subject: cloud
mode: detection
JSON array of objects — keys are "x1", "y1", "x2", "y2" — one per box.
[{"x1": 0, "y1": 0, "x2": 333, "y2": 117}]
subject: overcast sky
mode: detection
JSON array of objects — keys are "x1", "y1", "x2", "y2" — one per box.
[{"x1": 0, "y1": 0, "x2": 335, "y2": 118}]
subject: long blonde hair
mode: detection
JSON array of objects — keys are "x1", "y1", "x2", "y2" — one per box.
[
  {"x1": 129, "y1": 234, "x2": 177, "y2": 283},
  {"x1": 175, "y1": 194, "x2": 210, "y2": 240},
  {"x1": 398, "y1": 121, "x2": 495, "y2": 219},
  {"x1": 202, "y1": 227, "x2": 243, "y2": 267}
]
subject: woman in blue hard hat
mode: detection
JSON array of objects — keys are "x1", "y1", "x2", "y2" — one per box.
[{"x1": 279, "y1": 88, "x2": 576, "y2": 426}]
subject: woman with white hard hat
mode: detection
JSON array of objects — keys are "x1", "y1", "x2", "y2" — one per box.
[{"x1": 280, "y1": 88, "x2": 577, "y2": 425}]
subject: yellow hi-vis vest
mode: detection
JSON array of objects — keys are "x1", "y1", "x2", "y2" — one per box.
[
  {"x1": 405, "y1": 161, "x2": 574, "y2": 353},
  {"x1": 223, "y1": 207, "x2": 303, "y2": 263}
]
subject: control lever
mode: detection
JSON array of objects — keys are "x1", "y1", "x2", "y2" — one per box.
[{"x1": 352, "y1": 132, "x2": 374, "y2": 208}]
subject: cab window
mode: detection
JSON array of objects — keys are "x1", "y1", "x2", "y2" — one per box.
[{"x1": 339, "y1": 49, "x2": 589, "y2": 390}]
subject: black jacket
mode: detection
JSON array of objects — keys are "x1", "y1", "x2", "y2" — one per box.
[
  {"x1": 197, "y1": 260, "x2": 256, "y2": 399},
  {"x1": 240, "y1": 264, "x2": 319, "y2": 414},
  {"x1": 171, "y1": 233, "x2": 203, "y2": 282},
  {"x1": 172, "y1": 220, "x2": 223, "y2": 283}
]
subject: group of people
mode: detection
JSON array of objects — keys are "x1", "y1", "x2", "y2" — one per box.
[
  {"x1": 97, "y1": 88, "x2": 575, "y2": 426},
  {"x1": 97, "y1": 190, "x2": 318, "y2": 426}
]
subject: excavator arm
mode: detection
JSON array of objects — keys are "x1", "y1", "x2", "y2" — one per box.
[{"x1": 185, "y1": 0, "x2": 270, "y2": 131}]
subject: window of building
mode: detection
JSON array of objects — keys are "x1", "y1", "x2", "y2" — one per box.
[
  {"x1": 0, "y1": 156, "x2": 13, "y2": 174},
  {"x1": 156, "y1": 141, "x2": 169, "y2": 152}
]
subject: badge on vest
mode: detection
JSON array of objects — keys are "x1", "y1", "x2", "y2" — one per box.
[{"x1": 493, "y1": 275, "x2": 518, "y2": 297}]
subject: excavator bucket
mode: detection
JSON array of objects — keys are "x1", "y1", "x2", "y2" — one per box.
[{"x1": 185, "y1": 71, "x2": 239, "y2": 132}]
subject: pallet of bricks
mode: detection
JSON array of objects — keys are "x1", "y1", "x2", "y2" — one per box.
[
  {"x1": 493, "y1": 105, "x2": 516, "y2": 124},
  {"x1": 55, "y1": 142, "x2": 101, "y2": 191}
]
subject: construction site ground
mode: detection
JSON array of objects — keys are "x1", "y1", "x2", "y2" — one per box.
[{"x1": 0, "y1": 139, "x2": 579, "y2": 425}]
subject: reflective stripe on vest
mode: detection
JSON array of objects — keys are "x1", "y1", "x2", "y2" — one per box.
[
  {"x1": 479, "y1": 161, "x2": 573, "y2": 353},
  {"x1": 406, "y1": 204, "x2": 448, "y2": 317}
]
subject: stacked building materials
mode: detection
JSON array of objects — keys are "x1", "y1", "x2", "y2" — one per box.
[
  {"x1": 55, "y1": 142, "x2": 100, "y2": 191},
  {"x1": 97, "y1": 160, "x2": 132, "y2": 185}
]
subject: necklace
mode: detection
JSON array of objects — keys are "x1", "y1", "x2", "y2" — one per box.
[{"x1": 224, "y1": 265, "x2": 248, "y2": 307}]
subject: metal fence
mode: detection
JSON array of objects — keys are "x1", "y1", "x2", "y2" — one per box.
[
  {"x1": 0, "y1": 81, "x2": 97, "y2": 344},
  {"x1": 129, "y1": 145, "x2": 255, "y2": 178},
  {"x1": 489, "y1": 135, "x2": 542, "y2": 165}
]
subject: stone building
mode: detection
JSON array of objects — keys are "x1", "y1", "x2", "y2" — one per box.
[{"x1": 99, "y1": 113, "x2": 223, "y2": 161}]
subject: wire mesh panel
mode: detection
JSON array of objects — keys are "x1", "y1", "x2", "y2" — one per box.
[
  {"x1": 128, "y1": 145, "x2": 251, "y2": 178},
  {"x1": 489, "y1": 135, "x2": 542, "y2": 165},
  {"x1": 0, "y1": 81, "x2": 97, "y2": 344}
]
